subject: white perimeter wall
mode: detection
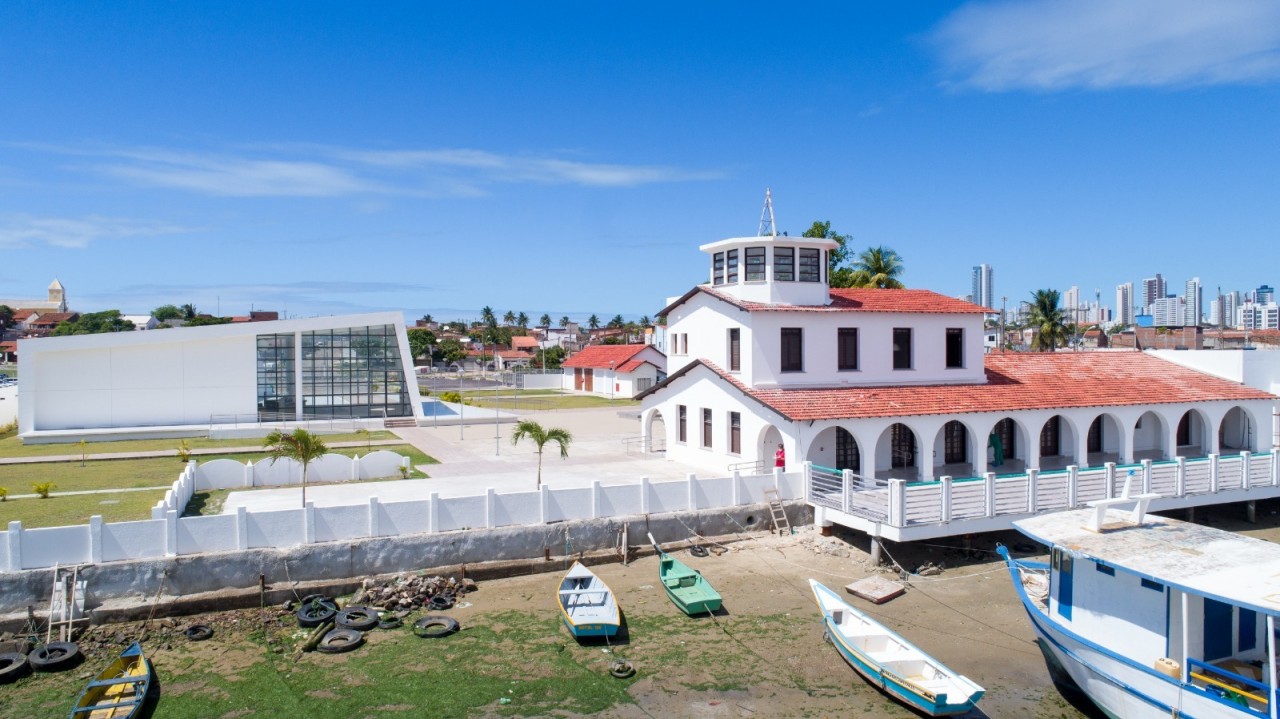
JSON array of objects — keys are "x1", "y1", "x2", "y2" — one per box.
[{"x1": 0, "y1": 384, "x2": 16, "y2": 426}]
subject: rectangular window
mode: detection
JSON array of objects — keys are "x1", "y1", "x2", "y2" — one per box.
[
  {"x1": 945, "y1": 328, "x2": 964, "y2": 368},
  {"x1": 773, "y1": 247, "x2": 794, "y2": 281},
  {"x1": 702, "y1": 408, "x2": 713, "y2": 448},
  {"x1": 781, "y1": 328, "x2": 803, "y2": 372},
  {"x1": 837, "y1": 328, "x2": 858, "y2": 370},
  {"x1": 713, "y1": 252, "x2": 725, "y2": 285},
  {"x1": 729, "y1": 412, "x2": 741, "y2": 454},
  {"x1": 1140, "y1": 578, "x2": 1163, "y2": 592},
  {"x1": 745, "y1": 247, "x2": 766, "y2": 281},
  {"x1": 677, "y1": 405, "x2": 687, "y2": 443},
  {"x1": 728, "y1": 328, "x2": 741, "y2": 371},
  {"x1": 893, "y1": 328, "x2": 912, "y2": 369},
  {"x1": 1095, "y1": 562, "x2": 1115, "y2": 576},
  {"x1": 798, "y1": 248, "x2": 821, "y2": 282},
  {"x1": 726, "y1": 249, "x2": 739, "y2": 284}
]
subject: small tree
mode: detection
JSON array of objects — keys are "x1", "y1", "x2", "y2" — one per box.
[
  {"x1": 510, "y1": 420, "x2": 572, "y2": 489},
  {"x1": 176, "y1": 439, "x2": 192, "y2": 463},
  {"x1": 32, "y1": 482, "x2": 56, "y2": 499},
  {"x1": 262, "y1": 429, "x2": 329, "y2": 507}
]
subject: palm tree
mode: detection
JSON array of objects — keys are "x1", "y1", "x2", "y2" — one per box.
[
  {"x1": 587, "y1": 314, "x2": 600, "y2": 330},
  {"x1": 1028, "y1": 289, "x2": 1070, "y2": 352},
  {"x1": 850, "y1": 246, "x2": 905, "y2": 289},
  {"x1": 639, "y1": 315, "x2": 651, "y2": 327},
  {"x1": 516, "y1": 312, "x2": 529, "y2": 329},
  {"x1": 559, "y1": 316, "x2": 571, "y2": 328},
  {"x1": 421, "y1": 313, "x2": 433, "y2": 325},
  {"x1": 180, "y1": 303, "x2": 198, "y2": 320},
  {"x1": 262, "y1": 428, "x2": 329, "y2": 507},
  {"x1": 480, "y1": 306, "x2": 496, "y2": 327},
  {"x1": 539, "y1": 313, "x2": 552, "y2": 327},
  {"x1": 510, "y1": 420, "x2": 572, "y2": 489},
  {"x1": 607, "y1": 314, "x2": 624, "y2": 329},
  {"x1": 503, "y1": 310, "x2": 516, "y2": 326}
]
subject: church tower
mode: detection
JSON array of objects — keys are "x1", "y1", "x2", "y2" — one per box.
[{"x1": 48, "y1": 279, "x2": 66, "y2": 312}]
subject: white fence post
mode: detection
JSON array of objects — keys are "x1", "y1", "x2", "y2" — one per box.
[
  {"x1": 1027, "y1": 469, "x2": 1040, "y2": 514},
  {"x1": 802, "y1": 461, "x2": 812, "y2": 501},
  {"x1": 6, "y1": 521, "x2": 20, "y2": 571},
  {"x1": 591, "y1": 481, "x2": 601, "y2": 519},
  {"x1": 687, "y1": 473, "x2": 697, "y2": 511},
  {"x1": 888, "y1": 479, "x2": 906, "y2": 526},
  {"x1": 368, "y1": 497, "x2": 380, "y2": 537},
  {"x1": 429, "y1": 492, "x2": 440, "y2": 533},
  {"x1": 940, "y1": 476, "x2": 952, "y2": 523},
  {"x1": 984, "y1": 472, "x2": 997, "y2": 518},
  {"x1": 731, "y1": 471, "x2": 741, "y2": 506},
  {"x1": 236, "y1": 506, "x2": 248, "y2": 550},
  {"x1": 1141, "y1": 459, "x2": 1153, "y2": 494},
  {"x1": 774, "y1": 466, "x2": 784, "y2": 494},
  {"x1": 304, "y1": 502, "x2": 315, "y2": 544},
  {"x1": 1105, "y1": 463, "x2": 1117, "y2": 498},
  {"x1": 1243, "y1": 451, "x2": 1253, "y2": 488},
  {"x1": 639, "y1": 477, "x2": 650, "y2": 515},
  {"x1": 244, "y1": 460, "x2": 254, "y2": 488},
  {"x1": 1175, "y1": 456, "x2": 1187, "y2": 496},
  {"x1": 1067, "y1": 466, "x2": 1079, "y2": 508},
  {"x1": 1210, "y1": 453, "x2": 1220, "y2": 493},
  {"x1": 842, "y1": 469, "x2": 855, "y2": 514},
  {"x1": 484, "y1": 488, "x2": 496, "y2": 528},
  {"x1": 165, "y1": 510, "x2": 178, "y2": 557},
  {"x1": 1273, "y1": 452, "x2": 1279, "y2": 487},
  {"x1": 89, "y1": 515, "x2": 103, "y2": 564},
  {"x1": 352, "y1": 455, "x2": 361, "y2": 481}
]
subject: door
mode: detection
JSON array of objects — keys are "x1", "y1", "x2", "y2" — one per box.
[
  {"x1": 584, "y1": 369, "x2": 594, "y2": 392},
  {"x1": 1204, "y1": 598, "x2": 1234, "y2": 661},
  {"x1": 574, "y1": 368, "x2": 584, "y2": 390}
]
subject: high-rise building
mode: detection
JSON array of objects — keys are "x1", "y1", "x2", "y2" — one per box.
[
  {"x1": 1224, "y1": 291, "x2": 1240, "y2": 329},
  {"x1": 970, "y1": 264, "x2": 994, "y2": 310},
  {"x1": 1239, "y1": 302, "x2": 1280, "y2": 331},
  {"x1": 1062, "y1": 286, "x2": 1082, "y2": 325},
  {"x1": 1141, "y1": 274, "x2": 1165, "y2": 313},
  {"x1": 1258, "y1": 285, "x2": 1276, "y2": 305},
  {"x1": 1184, "y1": 277, "x2": 1202, "y2": 327},
  {"x1": 1115, "y1": 282, "x2": 1134, "y2": 326},
  {"x1": 1152, "y1": 296, "x2": 1185, "y2": 327}
]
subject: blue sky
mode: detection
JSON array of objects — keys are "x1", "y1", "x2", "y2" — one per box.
[{"x1": 2, "y1": 1, "x2": 1278, "y2": 323}]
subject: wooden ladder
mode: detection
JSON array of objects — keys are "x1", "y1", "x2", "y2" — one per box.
[
  {"x1": 46, "y1": 564, "x2": 88, "y2": 644},
  {"x1": 764, "y1": 489, "x2": 790, "y2": 536}
]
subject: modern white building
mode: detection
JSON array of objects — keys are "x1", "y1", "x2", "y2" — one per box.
[
  {"x1": 970, "y1": 263, "x2": 993, "y2": 311},
  {"x1": 1152, "y1": 296, "x2": 1186, "y2": 327},
  {"x1": 638, "y1": 229, "x2": 1275, "y2": 490},
  {"x1": 17, "y1": 312, "x2": 422, "y2": 441},
  {"x1": 1184, "y1": 276, "x2": 1203, "y2": 327},
  {"x1": 1141, "y1": 274, "x2": 1165, "y2": 314},
  {"x1": 1239, "y1": 302, "x2": 1280, "y2": 331},
  {"x1": 1115, "y1": 282, "x2": 1134, "y2": 327}
]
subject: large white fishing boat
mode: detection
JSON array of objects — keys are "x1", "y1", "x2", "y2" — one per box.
[{"x1": 999, "y1": 501, "x2": 1280, "y2": 719}]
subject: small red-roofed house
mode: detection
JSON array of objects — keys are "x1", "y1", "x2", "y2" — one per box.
[{"x1": 561, "y1": 344, "x2": 666, "y2": 398}]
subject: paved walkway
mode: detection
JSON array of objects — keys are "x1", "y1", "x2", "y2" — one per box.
[
  {"x1": 0, "y1": 439, "x2": 406, "y2": 466},
  {"x1": 220, "y1": 407, "x2": 709, "y2": 513}
]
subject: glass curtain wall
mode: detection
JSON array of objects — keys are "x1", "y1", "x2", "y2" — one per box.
[
  {"x1": 257, "y1": 324, "x2": 412, "y2": 420},
  {"x1": 256, "y1": 333, "x2": 296, "y2": 421}
]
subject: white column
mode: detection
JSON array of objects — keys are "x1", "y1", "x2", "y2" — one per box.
[
  {"x1": 89, "y1": 515, "x2": 103, "y2": 564},
  {"x1": 984, "y1": 472, "x2": 997, "y2": 517},
  {"x1": 639, "y1": 476, "x2": 650, "y2": 515},
  {"x1": 236, "y1": 506, "x2": 249, "y2": 549},
  {"x1": 940, "y1": 476, "x2": 952, "y2": 522},
  {"x1": 429, "y1": 491, "x2": 441, "y2": 533},
  {"x1": 485, "y1": 488, "x2": 496, "y2": 528},
  {"x1": 1027, "y1": 469, "x2": 1040, "y2": 514},
  {"x1": 5, "y1": 521, "x2": 20, "y2": 571},
  {"x1": 1121, "y1": 423, "x2": 1135, "y2": 465},
  {"x1": 368, "y1": 497, "x2": 380, "y2": 537},
  {"x1": 1067, "y1": 465, "x2": 1079, "y2": 508},
  {"x1": 731, "y1": 471, "x2": 741, "y2": 506},
  {"x1": 303, "y1": 502, "x2": 315, "y2": 544},
  {"x1": 687, "y1": 473, "x2": 697, "y2": 511},
  {"x1": 165, "y1": 509, "x2": 178, "y2": 556}
]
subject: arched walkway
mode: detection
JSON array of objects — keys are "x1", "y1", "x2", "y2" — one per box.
[
  {"x1": 1133, "y1": 410, "x2": 1168, "y2": 461},
  {"x1": 934, "y1": 420, "x2": 974, "y2": 478},
  {"x1": 1219, "y1": 406, "x2": 1257, "y2": 452},
  {"x1": 644, "y1": 409, "x2": 666, "y2": 454},
  {"x1": 1085, "y1": 414, "x2": 1125, "y2": 467},
  {"x1": 1038, "y1": 415, "x2": 1078, "y2": 470},
  {"x1": 988, "y1": 417, "x2": 1030, "y2": 474},
  {"x1": 876, "y1": 423, "x2": 919, "y2": 480},
  {"x1": 759, "y1": 425, "x2": 786, "y2": 471},
  {"x1": 1175, "y1": 409, "x2": 1212, "y2": 458},
  {"x1": 806, "y1": 426, "x2": 862, "y2": 473}
]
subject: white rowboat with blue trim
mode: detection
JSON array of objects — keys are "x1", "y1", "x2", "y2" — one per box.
[{"x1": 557, "y1": 562, "x2": 621, "y2": 639}]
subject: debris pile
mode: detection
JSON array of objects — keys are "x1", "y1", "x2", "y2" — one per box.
[
  {"x1": 797, "y1": 534, "x2": 854, "y2": 559},
  {"x1": 357, "y1": 573, "x2": 476, "y2": 610}
]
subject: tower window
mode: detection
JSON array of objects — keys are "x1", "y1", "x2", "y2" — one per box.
[
  {"x1": 745, "y1": 247, "x2": 766, "y2": 281},
  {"x1": 774, "y1": 248, "x2": 795, "y2": 282}
]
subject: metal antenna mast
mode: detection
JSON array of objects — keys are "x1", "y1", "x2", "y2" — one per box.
[{"x1": 757, "y1": 188, "x2": 777, "y2": 237}]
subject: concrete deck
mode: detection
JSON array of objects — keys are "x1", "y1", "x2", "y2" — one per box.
[{"x1": 221, "y1": 407, "x2": 697, "y2": 512}]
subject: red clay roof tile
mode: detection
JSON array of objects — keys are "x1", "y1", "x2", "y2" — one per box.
[{"x1": 562, "y1": 344, "x2": 651, "y2": 369}]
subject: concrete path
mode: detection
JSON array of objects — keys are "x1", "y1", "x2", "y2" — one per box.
[
  {"x1": 221, "y1": 407, "x2": 709, "y2": 513},
  {"x1": 6, "y1": 485, "x2": 170, "y2": 501},
  {"x1": 0, "y1": 439, "x2": 406, "y2": 466}
]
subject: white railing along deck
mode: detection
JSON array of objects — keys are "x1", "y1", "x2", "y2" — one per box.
[{"x1": 806, "y1": 452, "x2": 1277, "y2": 532}]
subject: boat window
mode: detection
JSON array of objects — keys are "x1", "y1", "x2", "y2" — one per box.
[
  {"x1": 1095, "y1": 563, "x2": 1115, "y2": 576},
  {"x1": 1140, "y1": 578, "x2": 1163, "y2": 591},
  {"x1": 1239, "y1": 607, "x2": 1257, "y2": 652}
]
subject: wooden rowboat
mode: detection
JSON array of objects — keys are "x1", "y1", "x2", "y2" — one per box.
[
  {"x1": 557, "y1": 561, "x2": 621, "y2": 638},
  {"x1": 69, "y1": 642, "x2": 153, "y2": 719},
  {"x1": 650, "y1": 534, "x2": 722, "y2": 616},
  {"x1": 810, "y1": 579, "x2": 983, "y2": 716}
]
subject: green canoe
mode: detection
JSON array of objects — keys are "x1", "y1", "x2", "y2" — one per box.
[{"x1": 650, "y1": 534, "x2": 722, "y2": 616}]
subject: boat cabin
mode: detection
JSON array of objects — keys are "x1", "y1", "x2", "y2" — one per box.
[{"x1": 1014, "y1": 508, "x2": 1280, "y2": 717}]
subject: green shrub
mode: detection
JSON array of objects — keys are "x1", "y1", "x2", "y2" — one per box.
[
  {"x1": 441, "y1": 391, "x2": 462, "y2": 403},
  {"x1": 32, "y1": 482, "x2": 56, "y2": 499},
  {"x1": 0, "y1": 487, "x2": 7, "y2": 501},
  {"x1": 176, "y1": 439, "x2": 192, "y2": 463}
]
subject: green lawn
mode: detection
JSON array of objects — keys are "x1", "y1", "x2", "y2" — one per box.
[
  {"x1": 0, "y1": 444, "x2": 437, "y2": 527},
  {"x1": 463, "y1": 394, "x2": 638, "y2": 410},
  {"x1": 0, "y1": 430, "x2": 398, "y2": 459}
]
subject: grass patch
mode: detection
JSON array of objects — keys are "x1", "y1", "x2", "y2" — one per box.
[
  {"x1": 465, "y1": 394, "x2": 639, "y2": 410},
  {"x1": 0, "y1": 445, "x2": 437, "y2": 526},
  {"x1": 0, "y1": 430, "x2": 398, "y2": 459}
]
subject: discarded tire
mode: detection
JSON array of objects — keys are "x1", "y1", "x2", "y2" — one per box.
[
  {"x1": 184, "y1": 624, "x2": 214, "y2": 641},
  {"x1": 300, "y1": 593, "x2": 328, "y2": 605},
  {"x1": 427, "y1": 594, "x2": 455, "y2": 611},
  {"x1": 316, "y1": 628, "x2": 365, "y2": 654},
  {"x1": 413, "y1": 615, "x2": 459, "y2": 639},
  {"x1": 335, "y1": 607, "x2": 379, "y2": 632},
  {"x1": 709, "y1": 545, "x2": 728, "y2": 556},
  {"x1": 377, "y1": 615, "x2": 403, "y2": 630},
  {"x1": 0, "y1": 652, "x2": 31, "y2": 684},
  {"x1": 29, "y1": 642, "x2": 81, "y2": 672},
  {"x1": 297, "y1": 599, "x2": 339, "y2": 628},
  {"x1": 609, "y1": 659, "x2": 636, "y2": 679},
  {"x1": 688, "y1": 545, "x2": 709, "y2": 558}
]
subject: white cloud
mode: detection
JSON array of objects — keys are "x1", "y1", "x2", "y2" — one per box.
[
  {"x1": 0, "y1": 214, "x2": 192, "y2": 249},
  {"x1": 932, "y1": 0, "x2": 1280, "y2": 90},
  {"x1": 16, "y1": 143, "x2": 722, "y2": 198}
]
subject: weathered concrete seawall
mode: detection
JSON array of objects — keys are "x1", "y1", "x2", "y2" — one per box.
[{"x1": 0, "y1": 503, "x2": 811, "y2": 625}]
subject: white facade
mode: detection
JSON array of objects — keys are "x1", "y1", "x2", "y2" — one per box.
[
  {"x1": 1239, "y1": 302, "x2": 1280, "y2": 331},
  {"x1": 18, "y1": 312, "x2": 421, "y2": 438},
  {"x1": 1184, "y1": 277, "x2": 1202, "y2": 326},
  {"x1": 1152, "y1": 296, "x2": 1185, "y2": 327},
  {"x1": 1115, "y1": 282, "x2": 1134, "y2": 327},
  {"x1": 1141, "y1": 275, "x2": 1165, "y2": 314}
]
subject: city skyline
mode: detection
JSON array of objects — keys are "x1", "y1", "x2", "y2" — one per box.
[{"x1": 3, "y1": 3, "x2": 1280, "y2": 321}]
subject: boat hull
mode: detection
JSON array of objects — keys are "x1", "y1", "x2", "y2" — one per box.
[
  {"x1": 658, "y1": 555, "x2": 722, "y2": 616},
  {"x1": 999, "y1": 548, "x2": 1258, "y2": 719},
  {"x1": 557, "y1": 563, "x2": 621, "y2": 639},
  {"x1": 561, "y1": 616, "x2": 620, "y2": 639},
  {"x1": 70, "y1": 642, "x2": 153, "y2": 719}
]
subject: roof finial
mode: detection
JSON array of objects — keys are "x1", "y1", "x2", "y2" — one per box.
[{"x1": 757, "y1": 188, "x2": 777, "y2": 237}]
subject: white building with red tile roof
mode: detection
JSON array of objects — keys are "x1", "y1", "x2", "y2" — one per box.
[
  {"x1": 637, "y1": 231, "x2": 1277, "y2": 491},
  {"x1": 561, "y1": 344, "x2": 665, "y2": 398}
]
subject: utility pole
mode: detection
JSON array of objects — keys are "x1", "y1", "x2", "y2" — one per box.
[{"x1": 1000, "y1": 296, "x2": 1007, "y2": 353}]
